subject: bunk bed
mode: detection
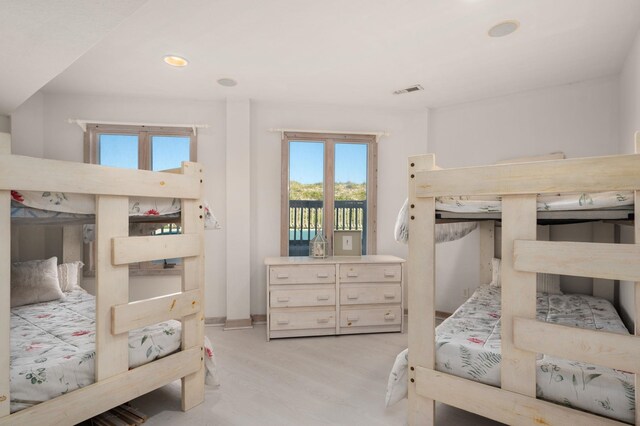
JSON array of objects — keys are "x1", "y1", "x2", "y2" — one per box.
[
  {"x1": 0, "y1": 133, "x2": 212, "y2": 425},
  {"x1": 402, "y1": 136, "x2": 640, "y2": 426}
]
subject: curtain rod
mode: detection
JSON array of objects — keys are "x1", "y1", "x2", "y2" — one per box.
[
  {"x1": 268, "y1": 128, "x2": 389, "y2": 142},
  {"x1": 68, "y1": 119, "x2": 210, "y2": 135}
]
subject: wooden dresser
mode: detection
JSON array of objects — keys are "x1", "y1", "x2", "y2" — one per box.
[{"x1": 264, "y1": 255, "x2": 405, "y2": 340}]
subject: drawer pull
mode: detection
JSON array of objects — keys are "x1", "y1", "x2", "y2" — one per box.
[
  {"x1": 317, "y1": 273, "x2": 329, "y2": 278},
  {"x1": 384, "y1": 293, "x2": 396, "y2": 299},
  {"x1": 317, "y1": 295, "x2": 330, "y2": 301},
  {"x1": 384, "y1": 271, "x2": 396, "y2": 278},
  {"x1": 277, "y1": 319, "x2": 290, "y2": 325},
  {"x1": 347, "y1": 314, "x2": 359, "y2": 321},
  {"x1": 384, "y1": 313, "x2": 396, "y2": 321},
  {"x1": 347, "y1": 293, "x2": 359, "y2": 300},
  {"x1": 347, "y1": 272, "x2": 359, "y2": 278},
  {"x1": 276, "y1": 296, "x2": 290, "y2": 302},
  {"x1": 317, "y1": 318, "x2": 330, "y2": 324},
  {"x1": 276, "y1": 273, "x2": 289, "y2": 279}
]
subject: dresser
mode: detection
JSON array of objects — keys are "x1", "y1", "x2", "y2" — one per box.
[{"x1": 264, "y1": 255, "x2": 405, "y2": 340}]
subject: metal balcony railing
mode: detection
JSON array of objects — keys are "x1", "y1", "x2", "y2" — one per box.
[{"x1": 288, "y1": 199, "x2": 367, "y2": 256}]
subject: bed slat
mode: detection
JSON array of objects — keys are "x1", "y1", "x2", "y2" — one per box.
[
  {"x1": 501, "y1": 195, "x2": 537, "y2": 397},
  {"x1": 407, "y1": 154, "x2": 436, "y2": 426},
  {"x1": 112, "y1": 234, "x2": 201, "y2": 265},
  {"x1": 111, "y1": 290, "x2": 201, "y2": 334},
  {"x1": 415, "y1": 153, "x2": 640, "y2": 197},
  {"x1": 514, "y1": 318, "x2": 640, "y2": 373},
  {"x1": 514, "y1": 240, "x2": 640, "y2": 281},
  {"x1": 0, "y1": 347, "x2": 201, "y2": 426},
  {"x1": 95, "y1": 195, "x2": 129, "y2": 381},
  {"x1": 0, "y1": 155, "x2": 201, "y2": 199},
  {"x1": 415, "y1": 367, "x2": 625, "y2": 426},
  {"x1": 0, "y1": 190, "x2": 9, "y2": 417}
]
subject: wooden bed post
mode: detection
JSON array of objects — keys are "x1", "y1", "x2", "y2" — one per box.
[
  {"x1": 479, "y1": 221, "x2": 494, "y2": 285},
  {"x1": 62, "y1": 225, "x2": 84, "y2": 263},
  {"x1": 180, "y1": 162, "x2": 205, "y2": 411},
  {"x1": 501, "y1": 195, "x2": 537, "y2": 397},
  {"x1": 95, "y1": 196, "x2": 129, "y2": 381},
  {"x1": 0, "y1": 133, "x2": 10, "y2": 417},
  {"x1": 634, "y1": 130, "x2": 640, "y2": 425},
  {"x1": 408, "y1": 154, "x2": 436, "y2": 426}
]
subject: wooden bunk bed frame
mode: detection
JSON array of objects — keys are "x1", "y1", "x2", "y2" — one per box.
[
  {"x1": 407, "y1": 133, "x2": 640, "y2": 426},
  {"x1": 0, "y1": 133, "x2": 206, "y2": 425}
]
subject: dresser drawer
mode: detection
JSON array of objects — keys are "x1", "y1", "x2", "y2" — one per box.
[
  {"x1": 270, "y1": 309, "x2": 336, "y2": 331},
  {"x1": 271, "y1": 287, "x2": 335, "y2": 308},
  {"x1": 269, "y1": 265, "x2": 335, "y2": 284},
  {"x1": 339, "y1": 264, "x2": 401, "y2": 283},
  {"x1": 340, "y1": 306, "x2": 402, "y2": 328},
  {"x1": 340, "y1": 284, "x2": 401, "y2": 305}
]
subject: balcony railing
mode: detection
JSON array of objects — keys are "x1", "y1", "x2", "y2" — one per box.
[{"x1": 288, "y1": 199, "x2": 367, "y2": 256}]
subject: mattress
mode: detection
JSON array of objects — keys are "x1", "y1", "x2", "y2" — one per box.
[
  {"x1": 386, "y1": 286, "x2": 635, "y2": 423},
  {"x1": 436, "y1": 191, "x2": 633, "y2": 213},
  {"x1": 10, "y1": 289, "x2": 217, "y2": 413},
  {"x1": 10, "y1": 190, "x2": 221, "y2": 229}
]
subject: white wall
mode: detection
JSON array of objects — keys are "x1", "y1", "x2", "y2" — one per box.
[
  {"x1": 11, "y1": 93, "x2": 429, "y2": 319},
  {"x1": 618, "y1": 29, "x2": 640, "y2": 329},
  {"x1": 428, "y1": 76, "x2": 620, "y2": 313},
  {"x1": 249, "y1": 101, "x2": 428, "y2": 315},
  {"x1": 0, "y1": 115, "x2": 10, "y2": 133},
  {"x1": 11, "y1": 92, "x2": 228, "y2": 317}
]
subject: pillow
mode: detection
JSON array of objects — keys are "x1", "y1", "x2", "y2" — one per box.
[
  {"x1": 57, "y1": 261, "x2": 84, "y2": 292},
  {"x1": 537, "y1": 272, "x2": 562, "y2": 295},
  {"x1": 490, "y1": 257, "x2": 501, "y2": 287},
  {"x1": 489, "y1": 257, "x2": 561, "y2": 294},
  {"x1": 11, "y1": 257, "x2": 64, "y2": 307}
]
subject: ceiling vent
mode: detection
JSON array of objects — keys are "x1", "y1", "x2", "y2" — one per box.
[{"x1": 393, "y1": 84, "x2": 424, "y2": 95}]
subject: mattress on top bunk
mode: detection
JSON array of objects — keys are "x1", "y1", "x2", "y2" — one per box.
[
  {"x1": 10, "y1": 289, "x2": 217, "y2": 413},
  {"x1": 10, "y1": 190, "x2": 221, "y2": 229},
  {"x1": 435, "y1": 191, "x2": 633, "y2": 213},
  {"x1": 387, "y1": 286, "x2": 635, "y2": 424}
]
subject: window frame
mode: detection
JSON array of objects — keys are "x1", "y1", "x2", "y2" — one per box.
[
  {"x1": 84, "y1": 124, "x2": 197, "y2": 170},
  {"x1": 83, "y1": 124, "x2": 197, "y2": 276},
  {"x1": 280, "y1": 131, "x2": 378, "y2": 256}
]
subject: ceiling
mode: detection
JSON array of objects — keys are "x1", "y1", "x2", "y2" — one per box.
[
  {"x1": 10, "y1": 0, "x2": 640, "y2": 111},
  {"x1": 0, "y1": 0, "x2": 148, "y2": 114}
]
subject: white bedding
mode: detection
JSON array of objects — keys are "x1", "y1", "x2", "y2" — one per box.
[
  {"x1": 10, "y1": 289, "x2": 217, "y2": 413},
  {"x1": 386, "y1": 286, "x2": 635, "y2": 423}
]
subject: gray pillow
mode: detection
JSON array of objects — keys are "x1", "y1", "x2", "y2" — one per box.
[{"x1": 11, "y1": 257, "x2": 64, "y2": 307}]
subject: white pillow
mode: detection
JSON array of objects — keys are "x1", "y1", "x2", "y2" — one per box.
[
  {"x1": 490, "y1": 258, "x2": 501, "y2": 287},
  {"x1": 58, "y1": 261, "x2": 84, "y2": 292},
  {"x1": 11, "y1": 257, "x2": 64, "y2": 307},
  {"x1": 489, "y1": 257, "x2": 561, "y2": 294},
  {"x1": 537, "y1": 272, "x2": 562, "y2": 295}
]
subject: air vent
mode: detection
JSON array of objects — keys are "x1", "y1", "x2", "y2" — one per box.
[{"x1": 393, "y1": 84, "x2": 424, "y2": 95}]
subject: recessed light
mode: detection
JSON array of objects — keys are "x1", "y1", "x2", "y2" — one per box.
[
  {"x1": 163, "y1": 55, "x2": 188, "y2": 67},
  {"x1": 217, "y1": 78, "x2": 238, "y2": 87},
  {"x1": 488, "y1": 20, "x2": 520, "y2": 38}
]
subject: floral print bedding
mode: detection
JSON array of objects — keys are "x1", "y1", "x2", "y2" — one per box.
[
  {"x1": 387, "y1": 286, "x2": 635, "y2": 423},
  {"x1": 436, "y1": 191, "x2": 633, "y2": 213},
  {"x1": 11, "y1": 190, "x2": 221, "y2": 229},
  {"x1": 10, "y1": 289, "x2": 217, "y2": 413}
]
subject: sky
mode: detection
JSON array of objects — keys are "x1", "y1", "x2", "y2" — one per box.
[
  {"x1": 289, "y1": 141, "x2": 367, "y2": 184},
  {"x1": 99, "y1": 134, "x2": 190, "y2": 170}
]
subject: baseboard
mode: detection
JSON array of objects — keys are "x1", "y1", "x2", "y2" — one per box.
[
  {"x1": 223, "y1": 318, "x2": 253, "y2": 330},
  {"x1": 205, "y1": 315, "x2": 267, "y2": 327}
]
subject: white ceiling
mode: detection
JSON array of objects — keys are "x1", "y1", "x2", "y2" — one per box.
[
  {"x1": 0, "y1": 0, "x2": 148, "y2": 114},
  {"x1": 21, "y1": 0, "x2": 640, "y2": 109}
]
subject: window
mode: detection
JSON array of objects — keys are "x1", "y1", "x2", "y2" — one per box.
[
  {"x1": 281, "y1": 132, "x2": 377, "y2": 256},
  {"x1": 85, "y1": 124, "x2": 196, "y2": 170},
  {"x1": 84, "y1": 124, "x2": 197, "y2": 275}
]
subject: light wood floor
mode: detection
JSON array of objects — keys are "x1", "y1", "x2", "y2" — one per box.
[{"x1": 131, "y1": 324, "x2": 503, "y2": 425}]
